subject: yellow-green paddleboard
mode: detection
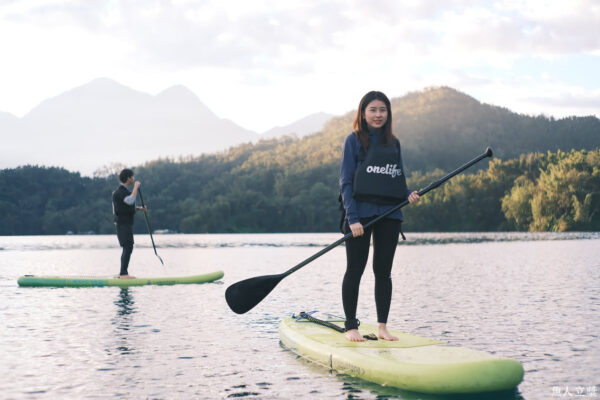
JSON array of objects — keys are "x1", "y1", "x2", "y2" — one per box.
[
  {"x1": 279, "y1": 313, "x2": 523, "y2": 394},
  {"x1": 18, "y1": 271, "x2": 224, "y2": 288}
]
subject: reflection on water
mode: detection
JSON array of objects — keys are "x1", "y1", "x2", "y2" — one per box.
[
  {"x1": 0, "y1": 233, "x2": 598, "y2": 399},
  {"x1": 338, "y1": 374, "x2": 525, "y2": 400},
  {"x1": 113, "y1": 289, "x2": 135, "y2": 355},
  {"x1": 115, "y1": 288, "x2": 136, "y2": 317}
]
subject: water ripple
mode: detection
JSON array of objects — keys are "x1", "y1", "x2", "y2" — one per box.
[{"x1": 0, "y1": 234, "x2": 598, "y2": 399}]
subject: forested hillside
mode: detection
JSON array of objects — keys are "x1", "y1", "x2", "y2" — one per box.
[
  {"x1": 323, "y1": 87, "x2": 599, "y2": 172},
  {"x1": 1, "y1": 87, "x2": 598, "y2": 235}
]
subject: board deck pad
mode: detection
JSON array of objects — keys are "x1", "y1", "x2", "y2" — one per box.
[{"x1": 293, "y1": 317, "x2": 443, "y2": 348}]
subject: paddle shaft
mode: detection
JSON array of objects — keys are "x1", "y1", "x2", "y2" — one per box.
[
  {"x1": 279, "y1": 147, "x2": 493, "y2": 279},
  {"x1": 224, "y1": 147, "x2": 493, "y2": 314},
  {"x1": 138, "y1": 188, "x2": 164, "y2": 266}
]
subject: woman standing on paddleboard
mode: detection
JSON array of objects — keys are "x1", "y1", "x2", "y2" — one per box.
[{"x1": 339, "y1": 91, "x2": 420, "y2": 342}]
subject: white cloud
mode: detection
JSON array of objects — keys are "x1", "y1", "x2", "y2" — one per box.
[{"x1": 0, "y1": 0, "x2": 598, "y2": 130}]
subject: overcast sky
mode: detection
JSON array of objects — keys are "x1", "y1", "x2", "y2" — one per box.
[{"x1": 0, "y1": 0, "x2": 599, "y2": 132}]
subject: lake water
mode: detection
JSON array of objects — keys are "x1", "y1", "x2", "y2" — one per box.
[{"x1": 1, "y1": 232, "x2": 599, "y2": 400}]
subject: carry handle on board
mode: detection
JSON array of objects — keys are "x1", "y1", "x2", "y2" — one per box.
[{"x1": 225, "y1": 147, "x2": 493, "y2": 314}]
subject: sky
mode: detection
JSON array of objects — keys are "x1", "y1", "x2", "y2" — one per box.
[{"x1": 0, "y1": 0, "x2": 599, "y2": 133}]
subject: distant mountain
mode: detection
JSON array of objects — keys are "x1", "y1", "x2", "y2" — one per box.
[
  {"x1": 0, "y1": 111, "x2": 21, "y2": 167},
  {"x1": 0, "y1": 111, "x2": 18, "y2": 122},
  {"x1": 2, "y1": 83, "x2": 597, "y2": 177},
  {"x1": 2, "y1": 86, "x2": 599, "y2": 234},
  {"x1": 0, "y1": 78, "x2": 259, "y2": 175},
  {"x1": 261, "y1": 112, "x2": 334, "y2": 138}
]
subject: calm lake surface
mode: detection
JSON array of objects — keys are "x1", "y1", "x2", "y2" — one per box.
[{"x1": 1, "y1": 232, "x2": 599, "y2": 400}]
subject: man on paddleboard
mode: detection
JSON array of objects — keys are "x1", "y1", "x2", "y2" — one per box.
[{"x1": 112, "y1": 169, "x2": 146, "y2": 278}]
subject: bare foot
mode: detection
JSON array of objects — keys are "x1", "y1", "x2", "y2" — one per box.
[
  {"x1": 119, "y1": 275, "x2": 136, "y2": 279},
  {"x1": 378, "y1": 323, "x2": 399, "y2": 341},
  {"x1": 345, "y1": 329, "x2": 365, "y2": 342}
]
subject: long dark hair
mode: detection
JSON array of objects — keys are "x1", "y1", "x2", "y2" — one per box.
[{"x1": 352, "y1": 91, "x2": 396, "y2": 149}]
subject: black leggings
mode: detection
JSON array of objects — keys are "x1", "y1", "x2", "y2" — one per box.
[
  {"x1": 120, "y1": 244, "x2": 133, "y2": 276},
  {"x1": 116, "y1": 223, "x2": 134, "y2": 276},
  {"x1": 342, "y1": 217, "x2": 401, "y2": 330}
]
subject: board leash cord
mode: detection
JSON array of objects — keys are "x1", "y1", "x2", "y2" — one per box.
[{"x1": 295, "y1": 311, "x2": 378, "y2": 341}]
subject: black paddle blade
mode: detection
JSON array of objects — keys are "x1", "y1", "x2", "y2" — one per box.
[{"x1": 225, "y1": 274, "x2": 284, "y2": 314}]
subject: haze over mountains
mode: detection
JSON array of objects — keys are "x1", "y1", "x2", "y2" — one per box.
[
  {"x1": 0, "y1": 78, "x2": 331, "y2": 175},
  {"x1": 1, "y1": 79, "x2": 598, "y2": 177},
  {"x1": 261, "y1": 112, "x2": 333, "y2": 139}
]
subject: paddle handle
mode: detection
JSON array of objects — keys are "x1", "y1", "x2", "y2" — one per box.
[{"x1": 281, "y1": 147, "x2": 493, "y2": 278}]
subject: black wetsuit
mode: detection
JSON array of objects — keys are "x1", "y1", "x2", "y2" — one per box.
[{"x1": 112, "y1": 185, "x2": 136, "y2": 276}]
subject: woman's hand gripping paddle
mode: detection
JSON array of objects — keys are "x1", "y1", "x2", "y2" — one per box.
[
  {"x1": 138, "y1": 188, "x2": 164, "y2": 266},
  {"x1": 225, "y1": 148, "x2": 493, "y2": 314}
]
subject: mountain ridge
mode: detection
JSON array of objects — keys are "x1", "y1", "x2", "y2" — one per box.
[
  {"x1": 0, "y1": 78, "x2": 261, "y2": 175},
  {"x1": 261, "y1": 112, "x2": 334, "y2": 138},
  {"x1": 1, "y1": 82, "x2": 597, "y2": 176}
]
